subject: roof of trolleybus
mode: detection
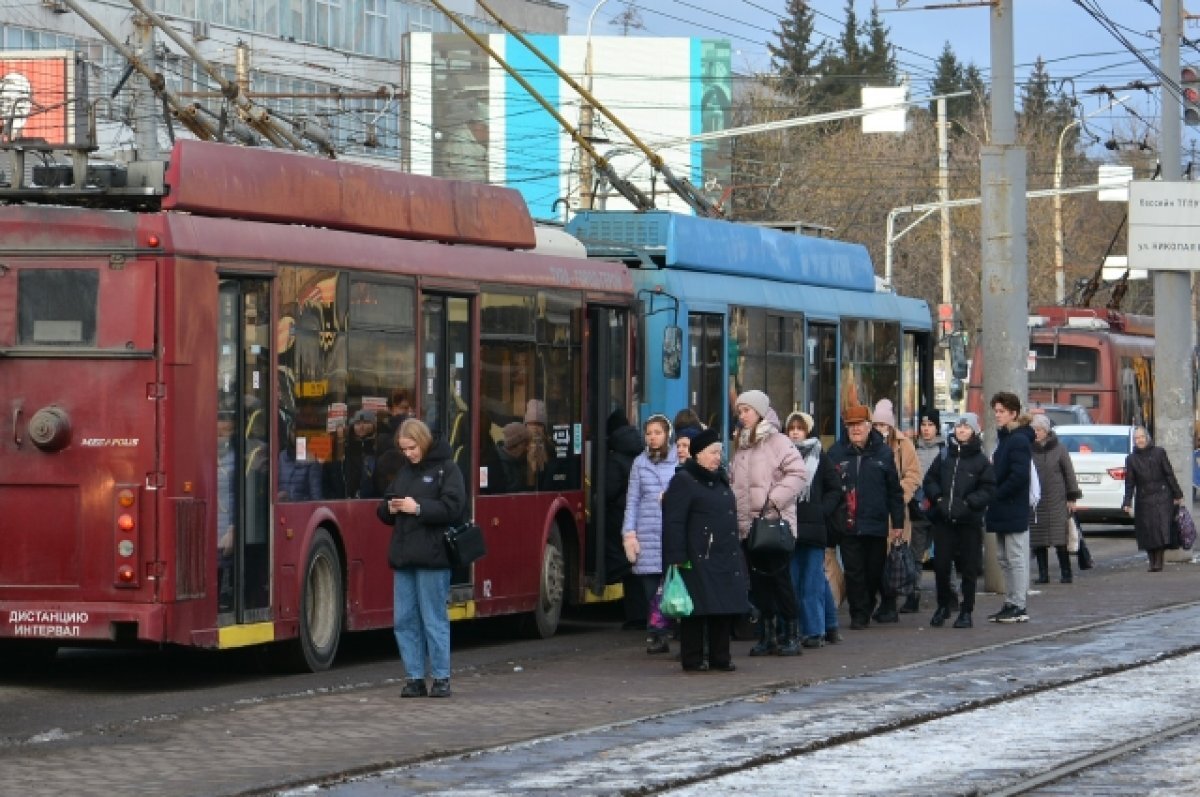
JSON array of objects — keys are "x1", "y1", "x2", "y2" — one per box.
[{"x1": 566, "y1": 210, "x2": 930, "y2": 327}]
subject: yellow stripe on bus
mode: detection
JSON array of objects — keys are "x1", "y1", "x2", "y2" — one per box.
[
  {"x1": 582, "y1": 584, "x2": 624, "y2": 603},
  {"x1": 448, "y1": 602, "x2": 476, "y2": 621},
  {"x1": 217, "y1": 622, "x2": 276, "y2": 649}
]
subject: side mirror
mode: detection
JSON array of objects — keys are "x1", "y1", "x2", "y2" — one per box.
[
  {"x1": 948, "y1": 333, "x2": 969, "y2": 379},
  {"x1": 662, "y1": 325, "x2": 682, "y2": 380},
  {"x1": 949, "y1": 378, "x2": 964, "y2": 402}
]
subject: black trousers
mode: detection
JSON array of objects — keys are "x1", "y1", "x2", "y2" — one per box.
[
  {"x1": 747, "y1": 546, "x2": 798, "y2": 619},
  {"x1": 840, "y1": 534, "x2": 888, "y2": 623},
  {"x1": 679, "y1": 614, "x2": 734, "y2": 669},
  {"x1": 932, "y1": 522, "x2": 983, "y2": 612}
]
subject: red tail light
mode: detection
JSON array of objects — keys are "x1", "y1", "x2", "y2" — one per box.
[
  {"x1": 114, "y1": 486, "x2": 140, "y2": 588},
  {"x1": 1107, "y1": 467, "x2": 1126, "y2": 480}
]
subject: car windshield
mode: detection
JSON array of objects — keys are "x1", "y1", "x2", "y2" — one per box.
[
  {"x1": 1044, "y1": 409, "x2": 1078, "y2": 426},
  {"x1": 1057, "y1": 433, "x2": 1128, "y2": 455}
]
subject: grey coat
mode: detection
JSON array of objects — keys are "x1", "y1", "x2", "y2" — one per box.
[{"x1": 1029, "y1": 432, "x2": 1083, "y2": 548}]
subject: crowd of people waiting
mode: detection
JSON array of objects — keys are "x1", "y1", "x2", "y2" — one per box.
[{"x1": 611, "y1": 389, "x2": 1183, "y2": 673}]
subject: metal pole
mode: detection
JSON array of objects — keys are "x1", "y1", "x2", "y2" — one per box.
[
  {"x1": 1053, "y1": 119, "x2": 1077, "y2": 304},
  {"x1": 579, "y1": 0, "x2": 610, "y2": 211},
  {"x1": 937, "y1": 96, "x2": 954, "y2": 409},
  {"x1": 980, "y1": 0, "x2": 1027, "y2": 593},
  {"x1": 1159, "y1": 1, "x2": 1194, "y2": 563},
  {"x1": 131, "y1": 13, "x2": 159, "y2": 159}
]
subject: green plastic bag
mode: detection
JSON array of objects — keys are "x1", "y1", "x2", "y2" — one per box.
[{"x1": 660, "y1": 565, "x2": 694, "y2": 619}]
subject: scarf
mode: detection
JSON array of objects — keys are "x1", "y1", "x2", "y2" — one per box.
[
  {"x1": 737, "y1": 418, "x2": 775, "y2": 450},
  {"x1": 795, "y1": 437, "x2": 822, "y2": 503}
]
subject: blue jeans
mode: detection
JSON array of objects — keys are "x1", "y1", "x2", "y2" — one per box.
[
  {"x1": 392, "y1": 567, "x2": 452, "y2": 680},
  {"x1": 791, "y1": 545, "x2": 837, "y2": 638}
]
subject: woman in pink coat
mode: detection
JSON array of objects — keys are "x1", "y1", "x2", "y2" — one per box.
[{"x1": 729, "y1": 390, "x2": 808, "y2": 656}]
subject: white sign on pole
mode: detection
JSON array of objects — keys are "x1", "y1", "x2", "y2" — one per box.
[
  {"x1": 861, "y1": 86, "x2": 908, "y2": 134},
  {"x1": 1128, "y1": 181, "x2": 1200, "y2": 272},
  {"x1": 1027, "y1": 351, "x2": 1037, "y2": 372},
  {"x1": 1097, "y1": 164, "x2": 1133, "y2": 202},
  {"x1": 1100, "y1": 255, "x2": 1148, "y2": 281}
]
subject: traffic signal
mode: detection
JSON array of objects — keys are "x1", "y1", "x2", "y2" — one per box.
[{"x1": 1183, "y1": 65, "x2": 1200, "y2": 126}]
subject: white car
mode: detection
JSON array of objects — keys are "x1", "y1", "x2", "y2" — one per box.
[{"x1": 1054, "y1": 424, "x2": 1135, "y2": 525}]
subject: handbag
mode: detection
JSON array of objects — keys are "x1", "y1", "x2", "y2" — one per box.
[
  {"x1": 748, "y1": 496, "x2": 795, "y2": 556},
  {"x1": 1177, "y1": 505, "x2": 1197, "y2": 551},
  {"x1": 1076, "y1": 531, "x2": 1094, "y2": 571},
  {"x1": 444, "y1": 521, "x2": 486, "y2": 568},
  {"x1": 882, "y1": 540, "x2": 920, "y2": 598},
  {"x1": 660, "y1": 565, "x2": 694, "y2": 619},
  {"x1": 1067, "y1": 515, "x2": 1081, "y2": 554}
]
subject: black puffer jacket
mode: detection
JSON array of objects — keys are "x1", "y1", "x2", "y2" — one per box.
[
  {"x1": 986, "y1": 420, "x2": 1035, "y2": 534},
  {"x1": 376, "y1": 439, "x2": 467, "y2": 569},
  {"x1": 922, "y1": 433, "x2": 995, "y2": 528},
  {"x1": 828, "y1": 428, "x2": 905, "y2": 537},
  {"x1": 662, "y1": 458, "x2": 751, "y2": 616}
]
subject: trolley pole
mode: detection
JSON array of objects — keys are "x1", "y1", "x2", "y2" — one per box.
[
  {"x1": 980, "y1": 0, "x2": 1027, "y2": 593},
  {"x1": 1158, "y1": 1, "x2": 1194, "y2": 562}
]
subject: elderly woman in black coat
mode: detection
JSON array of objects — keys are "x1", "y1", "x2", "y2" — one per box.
[
  {"x1": 662, "y1": 428, "x2": 750, "y2": 672},
  {"x1": 1122, "y1": 426, "x2": 1184, "y2": 572}
]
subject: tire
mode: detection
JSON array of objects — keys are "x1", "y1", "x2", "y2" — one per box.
[
  {"x1": 281, "y1": 528, "x2": 344, "y2": 672},
  {"x1": 527, "y1": 528, "x2": 565, "y2": 639}
]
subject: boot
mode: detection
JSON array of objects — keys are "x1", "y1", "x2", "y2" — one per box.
[
  {"x1": 1055, "y1": 545, "x2": 1073, "y2": 583},
  {"x1": 873, "y1": 597, "x2": 899, "y2": 624},
  {"x1": 1149, "y1": 549, "x2": 1165, "y2": 572},
  {"x1": 749, "y1": 616, "x2": 777, "y2": 656},
  {"x1": 899, "y1": 591, "x2": 921, "y2": 614},
  {"x1": 1034, "y1": 547, "x2": 1050, "y2": 584},
  {"x1": 775, "y1": 619, "x2": 802, "y2": 656},
  {"x1": 646, "y1": 632, "x2": 670, "y2": 654}
]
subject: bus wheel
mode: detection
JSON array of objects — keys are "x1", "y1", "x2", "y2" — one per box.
[
  {"x1": 526, "y1": 528, "x2": 565, "y2": 639},
  {"x1": 282, "y1": 528, "x2": 344, "y2": 672}
]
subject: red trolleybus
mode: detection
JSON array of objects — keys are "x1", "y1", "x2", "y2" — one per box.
[
  {"x1": 966, "y1": 306, "x2": 1154, "y2": 429},
  {"x1": 0, "y1": 140, "x2": 634, "y2": 670}
]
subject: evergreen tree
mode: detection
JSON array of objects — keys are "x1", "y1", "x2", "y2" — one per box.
[
  {"x1": 767, "y1": 0, "x2": 823, "y2": 98},
  {"x1": 861, "y1": 2, "x2": 896, "y2": 85},
  {"x1": 1019, "y1": 56, "x2": 1074, "y2": 140},
  {"x1": 929, "y1": 42, "x2": 984, "y2": 124},
  {"x1": 813, "y1": 0, "x2": 863, "y2": 110}
]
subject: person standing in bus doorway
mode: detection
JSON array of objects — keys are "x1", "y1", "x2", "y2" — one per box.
[
  {"x1": 922, "y1": 414, "x2": 994, "y2": 629},
  {"x1": 603, "y1": 409, "x2": 645, "y2": 630},
  {"x1": 662, "y1": 427, "x2": 750, "y2": 672},
  {"x1": 785, "y1": 412, "x2": 844, "y2": 648},
  {"x1": 869, "y1": 398, "x2": 921, "y2": 623},
  {"x1": 1122, "y1": 426, "x2": 1185, "y2": 572},
  {"x1": 729, "y1": 390, "x2": 807, "y2": 657},
  {"x1": 622, "y1": 414, "x2": 678, "y2": 654},
  {"x1": 985, "y1": 392, "x2": 1035, "y2": 623},
  {"x1": 1029, "y1": 414, "x2": 1082, "y2": 585},
  {"x1": 906, "y1": 407, "x2": 946, "y2": 614},
  {"x1": 377, "y1": 418, "x2": 466, "y2": 698},
  {"x1": 829, "y1": 405, "x2": 905, "y2": 630}
]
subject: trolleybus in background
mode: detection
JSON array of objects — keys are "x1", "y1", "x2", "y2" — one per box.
[
  {"x1": 567, "y1": 211, "x2": 935, "y2": 445},
  {"x1": 965, "y1": 306, "x2": 1154, "y2": 431},
  {"x1": 0, "y1": 140, "x2": 634, "y2": 670}
]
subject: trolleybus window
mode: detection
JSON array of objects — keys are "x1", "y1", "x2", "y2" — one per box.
[
  {"x1": 18, "y1": 269, "x2": 98, "y2": 345},
  {"x1": 840, "y1": 319, "x2": 900, "y2": 416},
  {"x1": 1031, "y1": 344, "x2": 1099, "y2": 384},
  {"x1": 688, "y1": 313, "x2": 725, "y2": 436},
  {"x1": 728, "y1": 307, "x2": 806, "y2": 417}
]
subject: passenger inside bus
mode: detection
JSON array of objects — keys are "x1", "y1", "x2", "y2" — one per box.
[
  {"x1": 496, "y1": 422, "x2": 532, "y2": 492},
  {"x1": 376, "y1": 389, "x2": 414, "y2": 455},
  {"x1": 216, "y1": 411, "x2": 236, "y2": 611},
  {"x1": 279, "y1": 427, "x2": 323, "y2": 501}
]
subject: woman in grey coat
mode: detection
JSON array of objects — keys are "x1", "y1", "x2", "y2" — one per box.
[
  {"x1": 1122, "y1": 426, "x2": 1184, "y2": 572},
  {"x1": 1029, "y1": 415, "x2": 1083, "y2": 584}
]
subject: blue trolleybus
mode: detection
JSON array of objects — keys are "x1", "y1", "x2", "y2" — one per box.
[{"x1": 567, "y1": 211, "x2": 934, "y2": 443}]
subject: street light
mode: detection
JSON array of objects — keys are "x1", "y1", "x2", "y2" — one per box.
[
  {"x1": 1054, "y1": 95, "x2": 1129, "y2": 303},
  {"x1": 578, "y1": 0, "x2": 611, "y2": 210}
]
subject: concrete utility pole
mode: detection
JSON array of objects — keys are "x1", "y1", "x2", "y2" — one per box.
[
  {"x1": 937, "y1": 96, "x2": 953, "y2": 408},
  {"x1": 980, "y1": 0, "x2": 1027, "y2": 592},
  {"x1": 131, "y1": 13, "x2": 159, "y2": 159},
  {"x1": 1159, "y1": 1, "x2": 1194, "y2": 562}
]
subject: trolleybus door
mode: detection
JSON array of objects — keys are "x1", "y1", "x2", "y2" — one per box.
[
  {"x1": 688, "y1": 313, "x2": 727, "y2": 437},
  {"x1": 586, "y1": 305, "x2": 629, "y2": 592},
  {"x1": 421, "y1": 294, "x2": 474, "y2": 583},
  {"x1": 217, "y1": 279, "x2": 272, "y2": 624},
  {"x1": 806, "y1": 323, "x2": 839, "y2": 445}
]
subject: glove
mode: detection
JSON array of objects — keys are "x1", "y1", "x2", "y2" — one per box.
[{"x1": 622, "y1": 534, "x2": 640, "y2": 563}]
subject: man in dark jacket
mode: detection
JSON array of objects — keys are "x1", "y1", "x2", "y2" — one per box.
[
  {"x1": 984, "y1": 391, "x2": 1035, "y2": 624},
  {"x1": 922, "y1": 413, "x2": 995, "y2": 628},
  {"x1": 828, "y1": 405, "x2": 905, "y2": 630},
  {"x1": 604, "y1": 409, "x2": 646, "y2": 628}
]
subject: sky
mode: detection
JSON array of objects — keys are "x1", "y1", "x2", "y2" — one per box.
[{"x1": 560, "y1": 1, "x2": 1196, "y2": 152}]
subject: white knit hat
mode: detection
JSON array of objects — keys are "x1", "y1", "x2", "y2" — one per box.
[
  {"x1": 871, "y1": 398, "x2": 896, "y2": 428},
  {"x1": 735, "y1": 390, "x2": 770, "y2": 422}
]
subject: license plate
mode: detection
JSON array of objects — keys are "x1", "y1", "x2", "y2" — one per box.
[{"x1": 1078, "y1": 474, "x2": 1101, "y2": 483}]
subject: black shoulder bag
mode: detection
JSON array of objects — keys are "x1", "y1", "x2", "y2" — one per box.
[{"x1": 747, "y1": 493, "x2": 795, "y2": 555}]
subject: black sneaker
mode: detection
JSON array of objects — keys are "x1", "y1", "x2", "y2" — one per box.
[
  {"x1": 645, "y1": 636, "x2": 670, "y2": 654},
  {"x1": 987, "y1": 603, "x2": 1015, "y2": 623},
  {"x1": 929, "y1": 606, "x2": 950, "y2": 627},
  {"x1": 429, "y1": 678, "x2": 451, "y2": 698},
  {"x1": 801, "y1": 635, "x2": 825, "y2": 649},
  {"x1": 952, "y1": 611, "x2": 973, "y2": 628},
  {"x1": 997, "y1": 606, "x2": 1029, "y2": 624},
  {"x1": 873, "y1": 609, "x2": 899, "y2": 624},
  {"x1": 824, "y1": 628, "x2": 842, "y2": 644},
  {"x1": 400, "y1": 679, "x2": 427, "y2": 698}
]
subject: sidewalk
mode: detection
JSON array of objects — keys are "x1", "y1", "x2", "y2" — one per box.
[{"x1": 4, "y1": 548, "x2": 1199, "y2": 797}]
